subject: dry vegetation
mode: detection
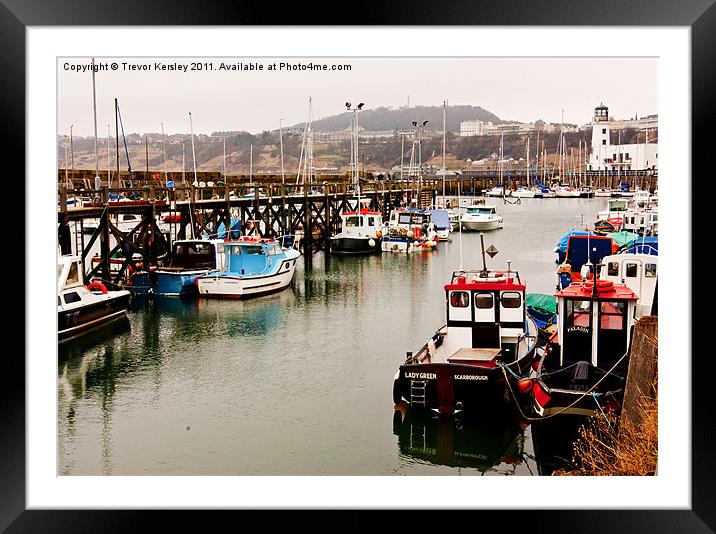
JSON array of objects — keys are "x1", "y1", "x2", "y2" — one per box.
[{"x1": 557, "y1": 378, "x2": 658, "y2": 476}]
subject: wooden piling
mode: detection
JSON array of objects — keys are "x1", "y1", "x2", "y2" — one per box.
[{"x1": 621, "y1": 316, "x2": 658, "y2": 429}]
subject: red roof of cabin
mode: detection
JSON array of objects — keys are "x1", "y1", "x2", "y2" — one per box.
[
  {"x1": 557, "y1": 280, "x2": 638, "y2": 300},
  {"x1": 445, "y1": 276, "x2": 525, "y2": 292},
  {"x1": 341, "y1": 209, "x2": 381, "y2": 216}
]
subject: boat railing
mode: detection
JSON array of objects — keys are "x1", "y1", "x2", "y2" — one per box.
[{"x1": 450, "y1": 269, "x2": 522, "y2": 285}]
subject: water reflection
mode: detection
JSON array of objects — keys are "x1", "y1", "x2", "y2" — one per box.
[
  {"x1": 393, "y1": 404, "x2": 533, "y2": 475},
  {"x1": 529, "y1": 415, "x2": 586, "y2": 475}
]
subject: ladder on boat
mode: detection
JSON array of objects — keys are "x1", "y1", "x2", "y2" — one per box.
[{"x1": 410, "y1": 380, "x2": 427, "y2": 407}]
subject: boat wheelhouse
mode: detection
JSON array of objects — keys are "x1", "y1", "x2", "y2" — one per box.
[
  {"x1": 530, "y1": 279, "x2": 639, "y2": 417},
  {"x1": 58, "y1": 255, "x2": 130, "y2": 341},
  {"x1": 381, "y1": 208, "x2": 438, "y2": 253},
  {"x1": 329, "y1": 209, "x2": 382, "y2": 254},
  {"x1": 128, "y1": 239, "x2": 225, "y2": 296},
  {"x1": 393, "y1": 243, "x2": 538, "y2": 414},
  {"x1": 600, "y1": 253, "x2": 658, "y2": 318},
  {"x1": 594, "y1": 199, "x2": 630, "y2": 234},
  {"x1": 556, "y1": 234, "x2": 614, "y2": 290},
  {"x1": 196, "y1": 237, "x2": 300, "y2": 298},
  {"x1": 460, "y1": 205, "x2": 503, "y2": 231}
]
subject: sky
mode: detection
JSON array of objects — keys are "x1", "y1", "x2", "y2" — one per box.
[{"x1": 58, "y1": 57, "x2": 657, "y2": 137}]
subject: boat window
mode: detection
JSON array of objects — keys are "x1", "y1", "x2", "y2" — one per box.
[
  {"x1": 474, "y1": 292, "x2": 494, "y2": 309},
  {"x1": 500, "y1": 292, "x2": 522, "y2": 308},
  {"x1": 625, "y1": 263, "x2": 638, "y2": 277},
  {"x1": 123, "y1": 214, "x2": 138, "y2": 221},
  {"x1": 607, "y1": 262, "x2": 619, "y2": 276},
  {"x1": 600, "y1": 301, "x2": 625, "y2": 330},
  {"x1": 268, "y1": 244, "x2": 283, "y2": 255},
  {"x1": 243, "y1": 245, "x2": 266, "y2": 256},
  {"x1": 66, "y1": 262, "x2": 79, "y2": 285},
  {"x1": 367, "y1": 217, "x2": 376, "y2": 227},
  {"x1": 227, "y1": 245, "x2": 242, "y2": 255},
  {"x1": 63, "y1": 292, "x2": 81, "y2": 304},
  {"x1": 450, "y1": 291, "x2": 469, "y2": 308},
  {"x1": 216, "y1": 243, "x2": 224, "y2": 255},
  {"x1": 645, "y1": 263, "x2": 657, "y2": 278},
  {"x1": 398, "y1": 213, "x2": 413, "y2": 225},
  {"x1": 566, "y1": 299, "x2": 591, "y2": 329},
  {"x1": 345, "y1": 216, "x2": 362, "y2": 228}
]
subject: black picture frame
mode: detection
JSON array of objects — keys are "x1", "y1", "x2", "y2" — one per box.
[{"x1": 5, "y1": 0, "x2": 710, "y2": 531}]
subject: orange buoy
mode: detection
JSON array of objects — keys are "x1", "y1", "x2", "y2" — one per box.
[
  {"x1": 87, "y1": 281, "x2": 108, "y2": 294},
  {"x1": 516, "y1": 378, "x2": 533, "y2": 394}
]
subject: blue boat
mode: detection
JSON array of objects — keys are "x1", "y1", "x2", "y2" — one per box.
[
  {"x1": 621, "y1": 236, "x2": 658, "y2": 255},
  {"x1": 556, "y1": 234, "x2": 614, "y2": 289},
  {"x1": 427, "y1": 209, "x2": 451, "y2": 241},
  {"x1": 553, "y1": 230, "x2": 592, "y2": 264},
  {"x1": 128, "y1": 239, "x2": 225, "y2": 296},
  {"x1": 196, "y1": 238, "x2": 301, "y2": 298}
]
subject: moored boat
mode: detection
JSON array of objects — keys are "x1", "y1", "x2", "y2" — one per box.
[
  {"x1": 196, "y1": 237, "x2": 300, "y2": 298},
  {"x1": 460, "y1": 205, "x2": 504, "y2": 231},
  {"x1": 392, "y1": 238, "x2": 538, "y2": 414},
  {"x1": 427, "y1": 208, "x2": 452, "y2": 241},
  {"x1": 58, "y1": 254, "x2": 131, "y2": 341},
  {"x1": 556, "y1": 233, "x2": 614, "y2": 290},
  {"x1": 381, "y1": 208, "x2": 438, "y2": 253},
  {"x1": 329, "y1": 209, "x2": 383, "y2": 254}
]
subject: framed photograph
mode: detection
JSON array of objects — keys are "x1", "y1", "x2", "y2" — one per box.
[{"x1": 6, "y1": 0, "x2": 711, "y2": 530}]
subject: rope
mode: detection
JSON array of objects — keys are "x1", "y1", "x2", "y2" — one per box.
[
  {"x1": 591, "y1": 392, "x2": 615, "y2": 429},
  {"x1": 499, "y1": 347, "x2": 630, "y2": 422}
]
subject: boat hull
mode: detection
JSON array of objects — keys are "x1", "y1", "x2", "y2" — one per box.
[
  {"x1": 58, "y1": 292, "x2": 131, "y2": 341},
  {"x1": 196, "y1": 265, "x2": 296, "y2": 299},
  {"x1": 329, "y1": 236, "x2": 382, "y2": 255},
  {"x1": 381, "y1": 237, "x2": 436, "y2": 253},
  {"x1": 461, "y1": 220, "x2": 502, "y2": 231},
  {"x1": 128, "y1": 270, "x2": 207, "y2": 296}
]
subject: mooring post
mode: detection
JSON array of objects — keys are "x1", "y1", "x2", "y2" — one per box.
[
  {"x1": 621, "y1": 316, "x2": 658, "y2": 430},
  {"x1": 324, "y1": 185, "x2": 331, "y2": 254},
  {"x1": 303, "y1": 186, "x2": 312, "y2": 267},
  {"x1": 100, "y1": 209, "x2": 111, "y2": 285}
]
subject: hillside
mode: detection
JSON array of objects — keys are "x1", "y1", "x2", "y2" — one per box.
[{"x1": 289, "y1": 104, "x2": 502, "y2": 132}]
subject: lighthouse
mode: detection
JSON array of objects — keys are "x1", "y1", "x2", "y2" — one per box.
[{"x1": 589, "y1": 103, "x2": 610, "y2": 171}]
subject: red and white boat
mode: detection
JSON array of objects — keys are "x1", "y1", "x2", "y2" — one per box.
[
  {"x1": 392, "y1": 237, "x2": 538, "y2": 414},
  {"x1": 529, "y1": 277, "x2": 639, "y2": 418}
]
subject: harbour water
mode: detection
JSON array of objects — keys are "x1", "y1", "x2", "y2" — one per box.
[{"x1": 58, "y1": 197, "x2": 610, "y2": 475}]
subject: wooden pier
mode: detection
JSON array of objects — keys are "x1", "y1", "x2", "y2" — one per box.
[{"x1": 58, "y1": 174, "x2": 439, "y2": 289}]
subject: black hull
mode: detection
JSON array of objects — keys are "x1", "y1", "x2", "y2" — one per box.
[
  {"x1": 394, "y1": 356, "x2": 533, "y2": 414},
  {"x1": 58, "y1": 293, "x2": 131, "y2": 342},
  {"x1": 329, "y1": 236, "x2": 381, "y2": 255}
]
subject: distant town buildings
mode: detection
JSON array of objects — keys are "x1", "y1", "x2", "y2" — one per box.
[
  {"x1": 459, "y1": 119, "x2": 579, "y2": 137},
  {"x1": 588, "y1": 103, "x2": 658, "y2": 171}
]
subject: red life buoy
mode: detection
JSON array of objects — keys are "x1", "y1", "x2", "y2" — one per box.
[
  {"x1": 87, "y1": 281, "x2": 108, "y2": 294},
  {"x1": 582, "y1": 279, "x2": 613, "y2": 293}
]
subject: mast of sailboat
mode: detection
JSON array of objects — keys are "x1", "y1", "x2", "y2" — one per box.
[
  {"x1": 64, "y1": 135, "x2": 69, "y2": 188},
  {"x1": 458, "y1": 173, "x2": 463, "y2": 271},
  {"x1": 535, "y1": 129, "x2": 540, "y2": 191},
  {"x1": 279, "y1": 118, "x2": 285, "y2": 185},
  {"x1": 70, "y1": 124, "x2": 74, "y2": 173},
  {"x1": 181, "y1": 140, "x2": 186, "y2": 184},
  {"x1": 442, "y1": 100, "x2": 447, "y2": 208},
  {"x1": 526, "y1": 136, "x2": 530, "y2": 190},
  {"x1": 114, "y1": 100, "x2": 119, "y2": 185},
  {"x1": 161, "y1": 122, "x2": 168, "y2": 184},
  {"x1": 145, "y1": 135, "x2": 149, "y2": 173},
  {"x1": 189, "y1": 112, "x2": 198, "y2": 186},
  {"x1": 400, "y1": 131, "x2": 405, "y2": 181},
  {"x1": 500, "y1": 132, "x2": 504, "y2": 201},
  {"x1": 91, "y1": 58, "x2": 101, "y2": 195},
  {"x1": 107, "y1": 124, "x2": 111, "y2": 189},
  {"x1": 249, "y1": 144, "x2": 253, "y2": 184}
]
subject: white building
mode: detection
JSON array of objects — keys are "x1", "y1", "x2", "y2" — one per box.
[{"x1": 588, "y1": 104, "x2": 658, "y2": 171}]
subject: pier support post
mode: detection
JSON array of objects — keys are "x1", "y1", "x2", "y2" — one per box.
[{"x1": 621, "y1": 316, "x2": 658, "y2": 429}]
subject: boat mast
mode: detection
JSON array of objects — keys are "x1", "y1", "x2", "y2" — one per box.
[
  {"x1": 442, "y1": 100, "x2": 447, "y2": 208},
  {"x1": 161, "y1": 122, "x2": 168, "y2": 184},
  {"x1": 181, "y1": 140, "x2": 186, "y2": 184},
  {"x1": 279, "y1": 118, "x2": 285, "y2": 185},
  {"x1": 526, "y1": 136, "x2": 530, "y2": 190},
  {"x1": 400, "y1": 131, "x2": 405, "y2": 181},
  {"x1": 500, "y1": 133, "x2": 504, "y2": 200},
  {"x1": 70, "y1": 124, "x2": 74, "y2": 173},
  {"x1": 91, "y1": 58, "x2": 100, "y2": 194},
  {"x1": 107, "y1": 124, "x2": 111, "y2": 189},
  {"x1": 64, "y1": 134, "x2": 69, "y2": 188},
  {"x1": 189, "y1": 112, "x2": 198, "y2": 185},
  {"x1": 250, "y1": 144, "x2": 253, "y2": 184}
]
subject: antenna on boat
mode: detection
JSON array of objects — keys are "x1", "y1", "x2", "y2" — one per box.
[
  {"x1": 189, "y1": 112, "x2": 198, "y2": 186},
  {"x1": 457, "y1": 172, "x2": 463, "y2": 271},
  {"x1": 480, "y1": 233, "x2": 487, "y2": 276},
  {"x1": 91, "y1": 58, "x2": 101, "y2": 200}
]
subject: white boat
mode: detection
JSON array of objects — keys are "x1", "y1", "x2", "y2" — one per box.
[
  {"x1": 196, "y1": 237, "x2": 300, "y2": 298},
  {"x1": 594, "y1": 188, "x2": 612, "y2": 197},
  {"x1": 512, "y1": 187, "x2": 536, "y2": 198},
  {"x1": 484, "y1": 185, "x2": 510, "y2": 197},
  {"x1": 330, "y1": 209, "x2": 383, "y2": 254},
  {"x1": 553, "y1": 185, "x2": 581, "y2": 198},
  {"x1": 58, "y1": 254, "x2": 131, "y2": 341},
  {"x1": 600, "y1": 253, "x2": 658, "y2": 318},
  {"x1": 460, "y1": 205, "x2": 503, "y2": 231}
]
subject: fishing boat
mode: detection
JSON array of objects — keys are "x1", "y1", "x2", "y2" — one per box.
[
  {"x1": 58, "y1": 254, "x2": 131, "y2": 341},
  {"x1": 529, "y1": 276, "x2": 639, "y2": 418},
  {"x1": 427, "y1": 209, "x2": 451, "y2": 241},
  {"x1": 554, "y1": 230, "x2": 592, "y2": 264},
  {"x1": 600, "y1": 253, "x2": 658, "y2": 318},
  {"x1": 594, "y1": 199, "x2": 629, "y2": 235},
  {"x1": 381, "y1": 208, "x2": 438, "y2": 253},
  {"x1": 556, "y1": 233, "x2": 614, "y2": 290},
  {"x1": 196, "y1": 237, "x2": 300, "y2": 298},
  {"x1": 329, "y1": 209, "x2": 383, "y2": 254},
  {"x1": 392, "y1": 236, "x2": 538, "y2": 414},
  {"x1": 128, "y1": 239, "x2": 225, "y2": 296},
  {"x1": 460, "y1": 205, "x2": 503, "y2": 231}
]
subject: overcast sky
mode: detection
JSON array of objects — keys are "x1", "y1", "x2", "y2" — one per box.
[{"x1": 58, "y1": 57, "x2": 657, "y2": 137}]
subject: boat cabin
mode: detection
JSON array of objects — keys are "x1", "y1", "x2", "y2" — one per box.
[
  {"x1": 222, "y1": 239, "x2": 293, "y2": 276},
  {"x1": 58, "y1": 255, "x2": 86, "y2": 300},
  {"x1": 168, "y1": 240, "x2": 225, "y2": 271},
  {"x1": 557, "y1": 235, "x2": 614, "y2": 288},
  {"x1": 387, "y1": 209, "x2": 433, "y2": 237},
  {"x1": 556, "y1": 281, "x2": 638, "y2": 371},
  {"x1": 600, "y1": 253, "x2": 657, "y2": 318},
  {"x1": 442, "y1": 270, "x2": 527, "y2": 363},
  {"x1": 339, "y1": 209, "x2": 382, "y2": 238},
  {"x1": 464, "y1": 206, "x2": 498, "y2": 217}
]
